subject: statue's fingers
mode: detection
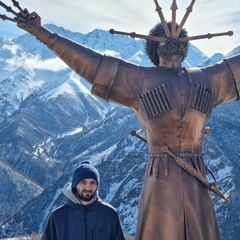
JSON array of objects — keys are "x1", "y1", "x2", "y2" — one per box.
[
  {"x1": 0, "y1": 14, "x2": 18, "y2": 22},
  {"x1": 23, "y1": 8, "x2": 29, "y2": 15},
  {"x1": 0, "y1": 2, "x2": 18, "y2": 17},
  {"x1": 17, "y1": 8, "x2": 30, "y2": 18},
  {"x1": 17, "y1": 21, "x2": 27, "y2": 29},
  {"x1": 12, "y1": 0, "x2": 25, "y2": 13}
]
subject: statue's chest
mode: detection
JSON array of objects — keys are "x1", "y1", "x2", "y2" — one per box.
[
  {"x1": 166, "y1": 69, "x2": 191, "y2": 115},
  {"x1": 139, "y1": 68, "x2": 192, "y2": 119},
  {"x1": 138, "y1": 68, "x2": 214, "y2": 120}
]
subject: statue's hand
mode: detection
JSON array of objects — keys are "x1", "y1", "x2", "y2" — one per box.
[
  {"x1": 0, "y1": 1, "x2": 41, "y2": 36},
  {"x1": 17, "y1": 11, "x2": 41, "y2": 35}
]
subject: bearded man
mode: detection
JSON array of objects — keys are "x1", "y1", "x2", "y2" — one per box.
[{"x1": 42, "y1": 161, "x2": 125, "y2": 240}]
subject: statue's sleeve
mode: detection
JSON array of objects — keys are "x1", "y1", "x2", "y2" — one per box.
[
  {"x1": 224, "y1": 54, "x2": 240, "y2": 99},
  {"x1": 204, "y1": 55, "x2": 240, "y2": 107},
  {"x1": 91, "y1": 56, "x2": 144, "y2": 107}
]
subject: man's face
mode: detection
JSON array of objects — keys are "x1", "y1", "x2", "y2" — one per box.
[{"x1": 76, "y1": 178, "x2": 98, "y2": 204}]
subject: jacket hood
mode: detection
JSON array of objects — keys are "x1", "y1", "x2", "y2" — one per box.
[{"x1": 63, "y1": 182, "x2": 99, "y2": 204}]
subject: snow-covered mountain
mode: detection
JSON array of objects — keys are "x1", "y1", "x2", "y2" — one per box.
[{"x1": 0, "y1": 24, "x2": 240, "y2": 239}]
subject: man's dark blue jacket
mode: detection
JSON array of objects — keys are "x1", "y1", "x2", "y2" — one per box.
[{"x1": 41, "y1": 183, "x2": 125, "y2": 240}]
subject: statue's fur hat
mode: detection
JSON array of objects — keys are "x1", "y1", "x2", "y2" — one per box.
[{"x1": 146, "y1": 22, "x2": 189, "y2": 66}]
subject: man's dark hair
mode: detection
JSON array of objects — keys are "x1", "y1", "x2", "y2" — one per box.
[{"x1": 145, "y1": 22, "x2": 189, "y2": 66}]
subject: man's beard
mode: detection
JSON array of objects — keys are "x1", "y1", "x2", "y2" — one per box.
[{"x1": 77, "y1": 189, "x2": 97, "y2": 202}]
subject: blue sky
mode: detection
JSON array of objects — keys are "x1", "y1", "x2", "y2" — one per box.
[{"x1": 0, "y1": 0, "x2": 239, "y2": 57}]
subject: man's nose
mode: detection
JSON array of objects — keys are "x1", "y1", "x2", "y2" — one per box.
[{"x1": 84, "y1": 183, "x2": 92, "y2": 190}]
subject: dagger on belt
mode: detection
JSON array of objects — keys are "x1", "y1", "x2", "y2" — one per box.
[{"x1": 130, "y1": 129, "x2": 228, "y2": 202}]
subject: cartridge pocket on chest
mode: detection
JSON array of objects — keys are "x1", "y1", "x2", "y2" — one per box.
[
  {"x1": 191, "y1": 84, "x2": 214, "y2": 116},
  {"x1": 138, "y1": 85, "x2": 174, "y2": 119}
]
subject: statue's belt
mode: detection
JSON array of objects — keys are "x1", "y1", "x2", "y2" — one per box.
[{"x1": 151, "y1": 146, "x2": 228, "y2": 202}]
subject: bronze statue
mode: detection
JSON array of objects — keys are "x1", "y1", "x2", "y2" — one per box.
[{"x1": 1, "y1": 1, "x2": 239, "y2": 239}]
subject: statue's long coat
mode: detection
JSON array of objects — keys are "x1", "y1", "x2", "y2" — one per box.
[{"x1": 40, "y1": 29, "x2": 240, "y2": 240}]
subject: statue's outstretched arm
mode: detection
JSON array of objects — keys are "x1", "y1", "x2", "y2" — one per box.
[{"x1": 0, "y1": 1, "x2": 103, "y2": 84}]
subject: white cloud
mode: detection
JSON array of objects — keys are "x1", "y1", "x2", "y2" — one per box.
[
  {"x1": 2, "y1": 43, "x2": 19, "y2": 55},
  {"x1": 5, "y1": 52, "x2": 68, "y2": 72},
  {"x1": 24, "y1": 56, "x2": 68, "y2": 71}
]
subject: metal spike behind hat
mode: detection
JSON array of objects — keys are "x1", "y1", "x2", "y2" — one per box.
[
  {"x1": 175, "y1": 0, "x2": 195, "y2": 38},
  {"x1": 109, "y1": 0, "x2": 233, "y2": 43},
  {"x1": 171, "y1": 0, "x2": 177, "y2": 38},
  {"x1": 153, "y1": 0, "x2": 171, "y2": 38}
]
